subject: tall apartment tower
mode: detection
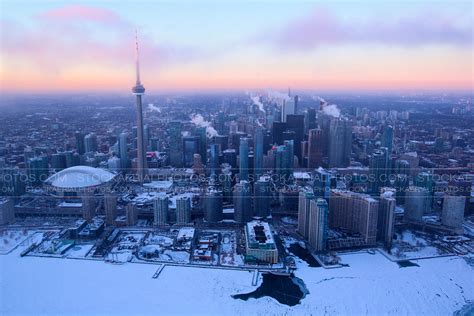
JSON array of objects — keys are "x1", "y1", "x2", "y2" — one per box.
[
  {"x1": 104, "y1": 194, "x2": 117, "y2": 226},
  {"x1": 176, "y1": 196, "x2": 191, "y2": 225},
  {"x1": 369, "y1": 148, "x2": 388, "y2": 195},
  {"x1": 169, "y1": 121, "x2": 183, "y2": 168},
  {"x1": 329, "y1": 190, "x2": 379, "y2": 246},
  {"x1": 442, "y1": 194, "x2": 465, "y2": 233},
  {"x1": 378, "y1": 191, "x2": 396, "y2": 250},
  {"x1": 131, "y1": 31, "x2": 148, "y2": 182},
  {"x1": 308, "y1": 198, "x2": 328, "y2": 252},
  {"x1": 328, "y1": 118, "x2": 352, "y2": 168},
  {"x1": 298, "y1": 191, "x2": 315, "y2": 238},
  {"x1": 307, "y1": 128, "x2": 323, "y2": 168},
  {"x1": 239, "y1": 138, "x2": 249, "y2": 181},
  {"x1": 254, "y1": 129, "x2": 264, "y2": 179},
  {"x1": 204, "y1": 187, "x2": 223, "y2": 223},
  {"x1": 118, "y1": 131, "x2": 129, "y2": 170},
  {"x1": 154, "y1": 196, "x2": 169, "y2": 226},
  {"x1": 233, "y1": 180, "x2": 252, "y2": 223},
  {"x1": 404, "y1": 186, "x2": 429, "y2": 222},
  {"x1": 84, "y1": 133, "x2": 98, "y2": 153},
  {"x1": 254, "y1": 176, "x2": 271, "y2": 218},
  {"x1": 81, "y1": 191, "x2": 96, "y2": 222},
  {"x1": 281, "y1": 95, "x2": 295, "y2": 123}
]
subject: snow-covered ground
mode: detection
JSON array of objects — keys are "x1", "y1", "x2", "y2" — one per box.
[
  {"x1": 65, "y1": 243, "x2": 95, "y2": 258},
  {"x1": 388, "y1": 230, "x2": 445, "y2": 260},
  {"x1": 0, "y1": 230, "x2": 35, "y2": 254},
  {"x1": 0, "y1": 245, "x2": 472, "y2": 315}
]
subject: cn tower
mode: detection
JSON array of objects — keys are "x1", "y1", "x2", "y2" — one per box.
[{"x1": 132, "y1": 30, "x2": 147, "y2": 182}]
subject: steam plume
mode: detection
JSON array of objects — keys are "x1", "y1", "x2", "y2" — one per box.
[{"x1": 190, "y1": 114, "x2": 218, "y2": 138}]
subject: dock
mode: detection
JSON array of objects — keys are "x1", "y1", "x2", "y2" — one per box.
[
  {"x1": 152, "y1": 264, "x2": 166, "y2": 279},
  {"x1": 252, "y1": 269, "x2": 259, "y2": 286}
]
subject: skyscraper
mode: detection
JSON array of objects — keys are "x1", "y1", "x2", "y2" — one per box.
[
  {"x1": 254, "y1": 176, "x2": 271, "y2": 218},
  {"x1": 298, "y1": 190, "x2": 315, "y2": 238},
  {"x1": 369, "y1": 148, "x2": 388, "y2": 195},
  {"x1": 233, "y1": 180, "x2": 252, "y2": 223},
  {"x1": 313, "y1": 168, "x2": 331, "y2": 199},
  {"x1": 119, "y1": 131, "x2": 129, "y2": 170},
  {"x1": 196, "y1": 127, "x2": 207, "y2": 163},
  {"x1": 281, "y1": 97, "x2": 295, "y2": 122},
  {"x1": 274, "y1": 140, "x2": 294, "y2": 184},
  {"x1": 415, "y1": 171, "x2": 434, "y2": 209},
  {"x1": 81, "y1": 191, "x2": 96, "y2": 222},
  {"x1": 404, "y1": 186, "x2": 429, "y2": 222},
  {"x1": 254, "y1": 129, "x2": 264, "y2": 179},
  {"x1": 27, "y1": 156, "x2": 48, "y2": 186},
  {"x1": 182, "y1": 136, "x2": 200, "y2": 167},
  {"x1": 75, "y1": 131, "x2": 85, "y2": 155},
  {"x1": 209, "y1": 144, "x2": 220, "y2": 176},
  {"x1": 304, "y1": 109, "x2": 316, "y2": 134},
  {"x1": 168, "y1": 121, "x2": 183, "y2": 167},
  {"x1": 329, "y1": 190, "x2": 379, "y2": 246},
  {"x1": 84, "y1": 133, "x2": 98, "y2": 153},
  {"x1": 204, "y1": 187, "x2": 223, "y2": 223},
  {"x1": 328, "y1": 118, "x2": 352, "y2": 168},
  {"x1": 381, "y1": 125, "x2": 394, "y2": 155},
  {"x1": 442, "y1": 194, "x2": 465, "y2": 233},
  {"x1": 307, "y1": 128, "x2": 323, "y2": 168},
  {"x1": 378, "y1": 190, "x2": 396, "y2": 250},
  {"x1": 154, "y1": 196, "x2": 169, "y2": 226},
  {"x1": 308, "y1": 198, "x2": 328, "y2": 252},
  {"x1": 286, "y1": 114, "x2": 305, "y2": 164},
  {"x1": 239, "y1": 137, "x2": 249, "y2": 181},
  {"x1": 131, "y1": 31, "x2": 147, "y2": 182},
  {"x1": 104, "y1": 194, "x2": 117, "y2": 226},
  {"x1": 176, "y1": 196, "x2": 191, "y2": 225}
]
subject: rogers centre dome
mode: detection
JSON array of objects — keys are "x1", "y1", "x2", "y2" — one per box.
[{"x1": 45, "y1": 166, "x2": 117, "y2": 190}]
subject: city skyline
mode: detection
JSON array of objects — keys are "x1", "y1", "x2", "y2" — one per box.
[{"x1": 1, "y1": 0, "x2": 473, "y2": 92}]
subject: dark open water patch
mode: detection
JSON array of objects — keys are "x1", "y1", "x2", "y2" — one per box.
[
  {"x1": 289, "y1": 243, "x2": 321, "y2": 267},
  {"x1": 397, "y1": 260, "x2": 420, "y2": 268},
  {"x1": 232, "y1": 273, "x2": 309, "y2": 306}
]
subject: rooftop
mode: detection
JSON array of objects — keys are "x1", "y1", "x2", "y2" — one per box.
[
  {"x1": 246, "y1": 221, "x2": 275, "y2": 247},
  {"x1": 45, "y1": 166, "x2": 116, "y2": 189}
]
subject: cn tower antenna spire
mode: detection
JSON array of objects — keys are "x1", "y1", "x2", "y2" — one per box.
[
  {"x1": 135, "y1": 29, "x2": 141, "y2": 86},
  {"x1": 131, "y1": 29, "x2": 147, "y2": 182}
]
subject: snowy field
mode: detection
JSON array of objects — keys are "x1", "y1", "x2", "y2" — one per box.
[{"x1": 0, "y1": 246, "x2": 472, "y2": 315}]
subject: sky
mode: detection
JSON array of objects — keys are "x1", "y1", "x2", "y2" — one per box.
[{"x1": 0, "y1": 0, "x2": 472, "y2": 92}]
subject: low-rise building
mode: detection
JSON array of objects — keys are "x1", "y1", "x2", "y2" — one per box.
[{"x1": 244, "y1": 221, "x2": 278, "y2": 264}]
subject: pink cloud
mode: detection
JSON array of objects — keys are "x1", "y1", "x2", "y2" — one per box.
[
  {"x1": 39, "y1": 5, "x2": 126, "y2": 26},
  {"x1": 267, "y1": 7, "x2": 473, "y2": 50},
  {"x1": 1, "y1": 5, "x2": 201, "y2": 76}
]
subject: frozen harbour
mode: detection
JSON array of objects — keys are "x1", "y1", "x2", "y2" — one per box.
[{"x1": 0, "y1": 248, "x2": 472, "y2": 315}]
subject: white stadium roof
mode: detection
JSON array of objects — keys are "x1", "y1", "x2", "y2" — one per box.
[{"x1": 46, "y1": 166, "x2": 116, "y2": 189}]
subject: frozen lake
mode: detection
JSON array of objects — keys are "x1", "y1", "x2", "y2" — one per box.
[{"x1": 0, "y1": 248, "x2": 472, "y2": 315}]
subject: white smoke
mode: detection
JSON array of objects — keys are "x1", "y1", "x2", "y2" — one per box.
[
  {"x1": 323, "y1": 104, "x2": 341, "y2": 118},
  {"x1": 251, "y1": 96, "x2": 265, "y2": 113},
  {"x1": 312, "y1": 96, "x2": 340, "y2": 117},
  {"x1": 147, "y1": 104, "x2": 161, "y2": 113},
  {"x1": 312, "y1": 96, "x2": 327, "y2": 104},
  {"x1": 267, "y1": 89, "x2": 290, "y2": 101},
  {"x1": 190, "y1": 114, "x2": 218, "y2": 138},
  {"x1": 255, "y1": 118, "x2": 263, "y2": 127}
]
